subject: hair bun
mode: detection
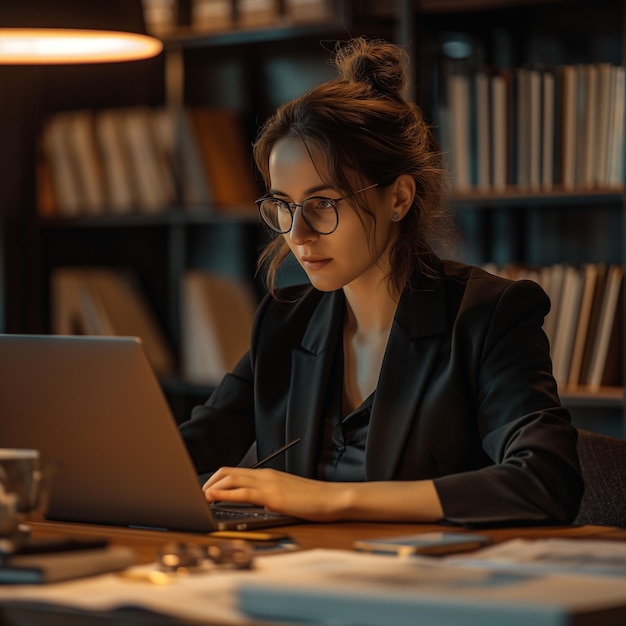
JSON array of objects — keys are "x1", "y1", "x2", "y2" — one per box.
[{"x1": 333, "y1": 37, "x2": 408, "y2": 99}]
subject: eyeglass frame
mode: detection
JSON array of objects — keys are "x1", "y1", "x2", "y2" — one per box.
[
  {"x1": 157, "y1": 540, "x2": 254, "y2": 573},
  {"x1": 255, "y1": 182, "x2": 381, "y2": 236}
]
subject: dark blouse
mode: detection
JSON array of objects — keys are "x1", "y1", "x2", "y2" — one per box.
[{"x1": 317, "y1": 339, "x2": 373, "y2": 482}]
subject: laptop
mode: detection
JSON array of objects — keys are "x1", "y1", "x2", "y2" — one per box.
[{"x1": 0, "y1": 334, "x2": 300, "y2": 532}]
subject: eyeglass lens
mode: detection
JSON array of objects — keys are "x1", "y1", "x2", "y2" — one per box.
[{"x1": 259, "y1": 197, "x2": 338, "y2": 235}]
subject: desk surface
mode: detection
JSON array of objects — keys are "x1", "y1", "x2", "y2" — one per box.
[
  {"x1": 26, "y1": 519, "x2": 625, "y2": 563},
  {"x1": 2, "y1": 520, "x2": 625, "y2": 626},
  {"x1": 25, "y1": 522, "x2": 626, "y2": 563}
]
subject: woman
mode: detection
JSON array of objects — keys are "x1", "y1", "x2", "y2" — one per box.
[{"x1": 180, "y1": 37, "x2": 583, "y2": 526}]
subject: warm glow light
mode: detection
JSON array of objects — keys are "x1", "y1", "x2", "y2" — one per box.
[{"x1": 0, "y1": 28, "x2": 163, "y2": 64}]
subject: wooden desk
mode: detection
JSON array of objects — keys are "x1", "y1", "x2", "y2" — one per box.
[
  {"x1": 0, "y1": 520, "x2": 624, "y2": 626},
  {"x1": 24, "y1": 519, "x2": 623, "y2": 564}
]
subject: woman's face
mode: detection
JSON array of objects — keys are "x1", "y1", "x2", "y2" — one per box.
[{"x1": 268, "y1": 136, "x2": 396, "y2": 293}]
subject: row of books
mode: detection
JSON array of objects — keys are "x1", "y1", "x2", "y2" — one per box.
[
  {"x1": 38, "y1": 106, "x2": 260, "y2": 219},
  {"x1": 51, "y1": 267, "x2": 257, "y2": 385},
  {"x1": 49, "y1": 261, "x2": 624, "y2": 392},
  {"x1": 439, "y1": 62, "x2": 626, "y2": 193},
  {"x1": 484, "y1": 263, "x2": 624, "y2": 391},
  {"x1": 190, "y1": 0, "x2": 333, "y2": 31},
  {"x1": 143, "y1": 0, "x2": 334, "y2": 36}
]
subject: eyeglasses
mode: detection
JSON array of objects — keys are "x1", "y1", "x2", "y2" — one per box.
[
  {"x1": 157, "y1": 540, "x2": 254, "y2": 573},
  {"x1": 256, "y1": 182, "x2": 380, "y2": 235}
]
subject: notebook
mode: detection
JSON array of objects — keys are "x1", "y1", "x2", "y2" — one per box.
[{"x1": 0, "y1": 334, "x2": 300, "y2": 532}]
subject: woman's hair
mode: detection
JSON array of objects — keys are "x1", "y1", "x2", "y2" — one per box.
[{"x1": 253, "y1": 37, "x2": 450, "y2": 298}]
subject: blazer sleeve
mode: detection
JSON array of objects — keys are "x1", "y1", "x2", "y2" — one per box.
[
  {"x1": 179, "y1": 355, "x2": 256, "y2": 474},
  {"x1": 433, "y1": 278, "x2": 583, "y2": 526}
]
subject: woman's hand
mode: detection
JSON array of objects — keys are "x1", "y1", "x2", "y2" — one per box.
[
  {"x1": 202, "y1": 467, "x2": 346, "y2": 522},
  {"x1": 202, "y1": 467, "x2": 444, "y2": 523}
]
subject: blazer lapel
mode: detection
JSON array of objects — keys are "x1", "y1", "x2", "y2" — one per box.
[
  {"x1": 366, "y1": 269, "x2": 448, "y2": 480},
  {"x1": 285, "y1": 290, "x2": 344, "y2": 477}
]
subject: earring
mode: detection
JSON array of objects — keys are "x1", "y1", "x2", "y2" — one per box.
[{"x1": 392, "y1": 211, "x2": 400, "y2": 221}]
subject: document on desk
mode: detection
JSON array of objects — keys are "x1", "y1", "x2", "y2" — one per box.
[
  {"x1": 2, "y1": 545, "x2": 626, "y2": 625},
  {"x1": 0, "y1": 563, "x2": 249, "y2": 625},
  {"x1": 444, "y1": 537, "x2": 626, "y2": 577},
  {"x1": 237, "y1": 548, "x2": 626, "y2": 626}
]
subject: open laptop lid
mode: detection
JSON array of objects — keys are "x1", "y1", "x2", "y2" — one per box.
[{"x1": 0, "y1": 334, "x2": 297, "y2": 532}]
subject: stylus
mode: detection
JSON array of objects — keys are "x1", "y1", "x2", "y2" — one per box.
[{"x1": 250, "y1": 438, "x2": 301, "y2": 469}]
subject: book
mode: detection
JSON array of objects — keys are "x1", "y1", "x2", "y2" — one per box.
[
  {"x1": 550, "y1": 265, "x2": 583, "y2": 386},
  {"x1": 191, "y1": 0, "x2": 234, "y2": 31},
  {"x1": 581, "y1": 64, "x2": 598, "y2": 190},
  {"x1": 586, "y1": 264, "x2": 624, "y2": 390},
  {"x1": 551, "y1": 65, "x2": 564, "y2": 189},
  {"x1": 595, "y1": 63, "x2": 614, "y2": 189},
  {"x1": 540, "y1": 68, "x2": 555, "y2": 191},
  {"x1": 51, "y1": 268, "x2": 111, "y2": 336},
  {"x1": 560, "y1": 65, "x2": 578, "y2": 191},
  {"x1": 446, "y1": 73, "x2": 472, "y2": 192},
  {"x1": 120, "y1": 107, "x2": 170, "y2": 213},
  {"x1": 608, "y1": 65, "x2": 625, "y2": 188},
  {"x1": 65, "y1": 110, "x2": 106, "y2": 215},
  {"x1": 237, "y1": 0, "x2": 278, "y2": 27},
  {"x1": 541, "y1": 263, "x2": 566, "y2": 349},
  {"x1": 94, "y1": 108, "x2": 137, "y2": 214},
  {"x1": 51, "y1": 267, "x2": 175, "y2": 378},
  {"x1": 150, "y1": 107, "x2": 213, "y2": 208},
  {"x1": 0, "y1": 546, "x2": 135, "y2": 584},
  {"x1": 527, "y1": 67, "x2": 542, "y2": 192},
  {"x1": 41, "y1": 112, "x2": 83, "y2": 217},
  {"x1": 181, "y1": 270, "x2": 257, "y2": 384},
  {"x1": 516, "y1": 67, "x2": 530, "y2": 190},
  {"x1": 474, "y1": 70, "x2": 491, "y2": 192},
  {"x1": 189, "y1": 107, "x2": 259, "y2": 213},
  {"x1": 490, "y1": 72, "x2": 508, "y2": 192},
  {"x1": 578, "y1": 264, "x2": 609, "y2": 387},
  {"x1": 143, "y1": 109, "x2": 177, "y2": 208},
  {"x1": 567, "y1": 264, "x2": 600, "y2": 388},
  {"x1": 573, "y1": 64, "x2": 588, "y2": 189},
  {"x1": 283, "y1": 0, "x2": 333, "y2": 22}
]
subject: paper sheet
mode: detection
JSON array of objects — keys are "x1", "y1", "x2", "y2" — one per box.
[
  {"x1": 1, "y1": 546, "x2": 626, "y2": 625},
  {"x1": 445, "y1": 538, "x2": 626, "y2": 576}
]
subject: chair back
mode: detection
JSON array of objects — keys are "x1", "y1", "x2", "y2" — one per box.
[{"x1": 575, "y1": 428, "x2": 626, "y2": 527}]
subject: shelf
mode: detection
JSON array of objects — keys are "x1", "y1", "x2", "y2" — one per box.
[
  {"x1": 560, "y1": 386, "x2": 625, "y2": 409},
  {"x1": 161, "y1": 20, "x2": 351, "y2": 50},
  {"x1": 419, "y1": 0, "x2": 573, "y2": 13},
  {"x1": 451, "y1": 189, "x2": 626, "y2": 210},
  {"x1": 36, "y1": 209, "x2": 260, "y2": 230}
]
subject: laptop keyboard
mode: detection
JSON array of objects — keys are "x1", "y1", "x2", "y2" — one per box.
[{"x1": 211, "y1": 507, "x2": 281, "y2": 521}]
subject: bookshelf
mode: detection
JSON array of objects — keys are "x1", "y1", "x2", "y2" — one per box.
[
  {"x1": 35, "y1": 211, "x2": 266, "y2": 423},
  {"x1": 414, "y1": 0, "x2": 626, "y2": 436},
  {"x1": 0, "y1": 0, "x2": 398, "y2": 424},
  {"x1": 1, "y1": 0, "x2": 624, "y2": 433}
]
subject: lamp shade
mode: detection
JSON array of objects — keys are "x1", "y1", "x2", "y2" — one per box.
[{"x1": 0, "y1": 0, "x2": 163, "y2": 64}]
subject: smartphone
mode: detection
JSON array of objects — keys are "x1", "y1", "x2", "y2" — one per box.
[{"x1": 353, "y1": 532, "x2": 490, "y2": 557}]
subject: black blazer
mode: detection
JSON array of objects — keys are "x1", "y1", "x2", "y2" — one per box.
[{"x1": 180, "y1": 258, "x2": 583, "y2": 526}]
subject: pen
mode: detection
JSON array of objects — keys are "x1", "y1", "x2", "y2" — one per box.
[{"x1": 250, "y1": 438, "x2": 301, "y2": 469}]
